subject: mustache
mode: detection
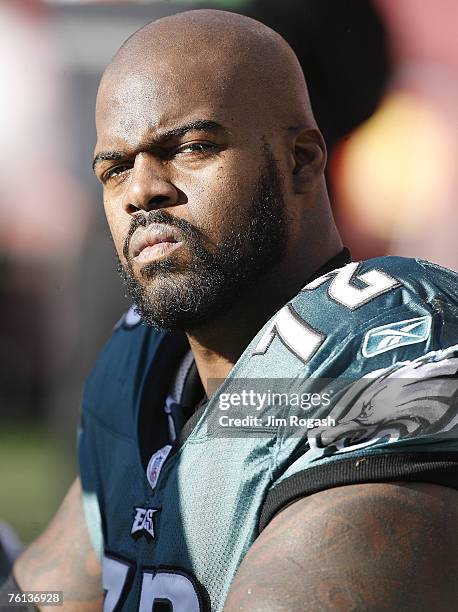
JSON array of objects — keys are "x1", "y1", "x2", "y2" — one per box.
[{"x1": 122, "y1": 210, "x2": 202, "y2": 261}]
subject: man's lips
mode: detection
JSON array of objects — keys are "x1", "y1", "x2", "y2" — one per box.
[
  {"x1": 135, "y1": 241, "x2": 182, "y2": 263},
  {"x1": 129, "y1": 224, "x2": 184, "y2": 262}
]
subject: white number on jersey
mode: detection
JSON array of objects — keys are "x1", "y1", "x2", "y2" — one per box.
[
  {"x1": 304, "y1": 262, "x2": 400, "y2": 310},
  {"x1": 103, "y1": 554, "x2": 202, "y2": 611},
  {"x1": 252, "y1": 263, "x2": 400, "y2": 363},
  {"x1": 140, "y1": 569, "x2": 202, "y2": 611},
  {"x1": 252, "y1": 304, "x2": 325, "y2": 363}
]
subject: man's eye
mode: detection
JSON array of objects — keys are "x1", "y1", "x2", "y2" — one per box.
[
  {"x1": 177, "y1": 142, "x2": 214, "y2": 155},
  {"x1": 102, "y1": 165, "x2": 130, "y2": 184}
]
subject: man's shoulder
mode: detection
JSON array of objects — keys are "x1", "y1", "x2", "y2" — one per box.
[
  {"x1": 293, "y1": 255, "x2": 458, "y2": 339},
  {"x1": 236, "y1": 256, "x2": 458, "y2": 379},
  {"x1": 295, "y1": 254, "x2": 458, "y2": 310},
  {"x1": 87, "y1": 306, "x2": 164, "y2": 386},
  {"x1": 81, "y1": 306, "x2": 185, "y2": 430}
]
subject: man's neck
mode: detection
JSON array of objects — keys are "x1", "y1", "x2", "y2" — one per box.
[
  {"x1": 186, "y1": 296, "x2": 279, "y2": 395},
  {"x1": 186, "y1": 246, "x2": 349, "y2": 395}
]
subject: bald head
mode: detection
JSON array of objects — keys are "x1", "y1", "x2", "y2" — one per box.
[
  {"x1": 94, "y1": 10, "x2": 341, "y2": 333},
  {"x1": 98, "y1": 9, "x2": 315, "y2": 136}
]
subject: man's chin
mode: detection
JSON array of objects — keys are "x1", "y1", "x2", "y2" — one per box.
[
  {"x1": 135, "y1": 259, "x2": 183, "y2": 280},
  {"x1": 133, "y1": 283, "x2": 238, "y2": 332},
  {"x1": 134, "y1": 302, "x2": 217, "y2": 333},
  {"x1": 119, "y1": 273, "x2": 216, "y2": 331}
]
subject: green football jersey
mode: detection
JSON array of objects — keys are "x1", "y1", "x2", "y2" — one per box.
[{"x1": 79, "y1": 256, "x2": 458, "y2": 611}]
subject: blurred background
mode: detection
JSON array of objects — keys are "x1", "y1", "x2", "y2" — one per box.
[{"x1": 1, "y1": 0, "x2": 457, "y2": 574}]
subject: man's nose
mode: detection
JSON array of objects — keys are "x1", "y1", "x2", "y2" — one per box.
[{"x1": 122, "y1": 153, "x2": 180, "y2": 215}]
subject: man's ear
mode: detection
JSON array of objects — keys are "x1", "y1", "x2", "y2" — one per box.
[{"x1": 292, "y1": 128, "x2": 327, "y2": 194}]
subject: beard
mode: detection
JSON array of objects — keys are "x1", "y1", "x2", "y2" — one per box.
[{"x1": 116, "y1": 149, "x2": 288, "y2": 331}]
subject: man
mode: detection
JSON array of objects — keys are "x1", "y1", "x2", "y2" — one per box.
[{"x1": 4, "y1": 9, "x2": 458, "y2": 612}]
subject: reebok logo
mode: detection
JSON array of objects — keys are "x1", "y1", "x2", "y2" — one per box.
[{"x1": 362, "y1": 316, "x2": 431, "y2": 358}]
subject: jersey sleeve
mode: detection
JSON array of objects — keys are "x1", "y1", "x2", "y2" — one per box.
[
  {"x1": 259, "y1": 345, "x2": 458, "y2": 530},
  {"x1": 253, "y1": 258, "x2": 458, "y2": 531},
  {"x1": 77, "y1": 306, "x2": 168, "y2": 559},
  {"x1": 77, "y1": 424, "x2": 104, "y2": 560}
]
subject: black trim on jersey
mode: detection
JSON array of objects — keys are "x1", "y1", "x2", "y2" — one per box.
[
  {"x1": 174, "y1": 398, "x2": 210, "y2": 452},
  {"x1": 165, "y1": 359, "x2": 208, "y2": 455},
  {"x1": 311, "y1": 247, "x2": 352, "y2": 280},
  {"x1": 258, "y1": 451, "x2": 458, "y2": 532},
  {"x1": 153, "y1": 602, "x2": 172, "y2": 612},
  {"x1": 181, "y1": 360, "x2": 206, "y2": 423}
]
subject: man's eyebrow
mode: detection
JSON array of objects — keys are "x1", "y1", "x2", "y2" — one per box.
[
  {"x1": 92, "y1": 151, "x2": 124, "y2": 172},
  {"x1": 92, "y1": 120, "x2": 226, "y2": 173},
  {"x1": 159, "y1": 119, "x2": 225, "y2": 140}
]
